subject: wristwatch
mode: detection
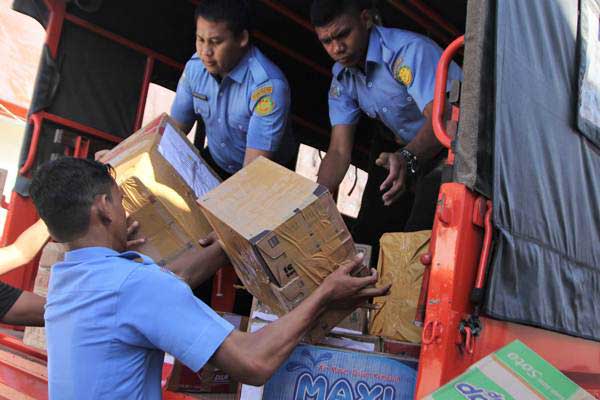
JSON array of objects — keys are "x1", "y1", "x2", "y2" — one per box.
[{"x1": 398, "y1": 148, "x2": 419, "y2": 176}]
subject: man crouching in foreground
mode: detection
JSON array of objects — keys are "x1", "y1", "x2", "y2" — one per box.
[{"x1": 30, "y1": 157, "x2": 390, "y2": 399}]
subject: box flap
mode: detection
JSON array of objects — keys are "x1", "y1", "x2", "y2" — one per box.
[{"x1": 199, "y1": 157, "x2": 326, "y2": 239}]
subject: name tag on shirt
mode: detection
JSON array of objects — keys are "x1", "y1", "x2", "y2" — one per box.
[{"x1": 192, "y1": 92, "x2": 209, "y2": 101}]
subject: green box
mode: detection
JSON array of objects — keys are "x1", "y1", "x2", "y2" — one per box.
[{"x1": 425, "y1": 340, "x2": 594, "y2": 400}]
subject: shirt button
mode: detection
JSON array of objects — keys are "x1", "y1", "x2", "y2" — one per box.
[
  {"x1": 220, "y1": 142, "x2": 225, "y2": 148},
  {"x1": 238, "y1": 124, "x2": 243, "y2": 129},
  {"x1": 367, "y1": 82, "x2": 373, "y2": 88},
  {"x1": 217, "y1": 118, "x2": 222, "y2": 123},
  {"x1": 382, "y1": 107, "x2": 388, "y2": 113},
  {"x1": 219, "y1": 92, "x2": 224, "y2": 97},
  {"x1": 407, "y1": 96, "x2": 413, "y2": 102}
]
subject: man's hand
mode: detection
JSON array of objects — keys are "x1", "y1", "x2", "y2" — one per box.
[
  {"x1": 198, "y1": 231, "x2": 219, "y2": 247},
  {"x1": 376, "y1": 151, "x2": 408, "y2": 206},
  {"x1": 125, "y1": 219, "x2": 145, "y2": 249},
  {"x1": 320, "y1": 253, "x2": 391, "y2": 308}
]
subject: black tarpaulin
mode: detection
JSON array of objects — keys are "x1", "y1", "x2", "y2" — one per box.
[{"x1": 485, "y1": 0, "x2": 600, "y2": 341}]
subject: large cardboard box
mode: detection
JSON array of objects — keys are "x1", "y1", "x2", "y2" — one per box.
[
  {"x1": 240, "y1": 343, "x2": 417, "y2": 400},
  {"x1": 23, "y1": 242, "x2": 68, "y2": 350},
  {"x1": 100, "y1": 113, "x2": 220, "y2": 266},
  {"x1": 425, "y1": 340, "x2": 594, "y2": 400},
  {"x1": 369, "y1": 231, "x2": 431, "y2": 343},
  {"x1": 199, "y1": 157, "x2": 367, "y2": 342}
]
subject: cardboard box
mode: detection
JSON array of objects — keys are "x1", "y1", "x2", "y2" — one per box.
[
  {"x1": 369, "y1": 231, "x2": 431, "y2": 343},
  {"x1": 23, "y1": 242, "x2": 67, "y2": 350},
  {"x1": 425, "y1": 340, "x2": 594, "y2": 400},
  {"x1": 239, "y1": 343, "x2": 417, "y2": 400},
  {"x1": 100, "y1": 113, "x2": 220, "y2": 266},
  {"x1": 167, "y1": 313, "x2": 248, "y2": 394},
  {"x1": 199, "y1": 157, "x2": 367, "y2": 342}
]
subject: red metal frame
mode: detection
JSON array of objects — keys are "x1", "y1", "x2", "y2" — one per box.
[
  {"x1": 19, "y1": 112, "x2": 122, "y2": 175},
  {"x1": 0, "y1": 99, "x2": 28, "y2": 120},
  {"x1": 432, "y1": 35, "x2": 464, "y2": 153},
  {"x1": 134, "y1": 57, "x2": 156, "y2": 131},
  {"x1": 415, "y1": 184, "x2": 600, "y2": 397}
]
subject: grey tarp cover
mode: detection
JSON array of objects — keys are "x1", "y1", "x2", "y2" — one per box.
[{"x1": 484, "y1": 0, "x2": 600, "y2": 341}]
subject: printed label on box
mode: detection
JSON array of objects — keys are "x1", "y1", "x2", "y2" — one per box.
[
  {"x1": 262, "y1": 344, "x2": 416, "y2": 400},
  {"x1": 158, "y1": 124, "x2": 220, "y2": 199}
]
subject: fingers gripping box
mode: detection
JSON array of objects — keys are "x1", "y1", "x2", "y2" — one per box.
[{"x1": 199, "y1": 157, "x2": 368, "y2": 342}]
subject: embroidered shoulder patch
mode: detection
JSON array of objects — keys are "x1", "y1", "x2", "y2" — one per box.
[
  {"x1": 394, "y1": 62, "x2": 413, "y2": 86},
  {"x1": 255, "y1": 96, "x2": 275, "y2": 116},
  {"x1": 251, "y1": 85, "x2": 273, "y2": 101}
]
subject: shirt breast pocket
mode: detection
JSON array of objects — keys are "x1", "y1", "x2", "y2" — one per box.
[
  {"x1": 385, "y1": 94, "x2": 420, "y2": 124},
  {"x1": 192, "y1": 93, "x2": 211, "y2": 119},
  {"x1": 228, "y1": 112, "x2": 250, "y2": 133}
]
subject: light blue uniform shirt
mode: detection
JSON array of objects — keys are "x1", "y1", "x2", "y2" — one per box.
[
  {"x1": 45, "y1": 247, "x2": 234, "y2": 400},
  {"x1": 328, "y1": 26, "x2": 463, "y2": 143},
  {"x1": 171, "y1": 45, "x2": 295, "y2": 174}
]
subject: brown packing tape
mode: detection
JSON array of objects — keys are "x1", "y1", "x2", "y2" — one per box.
[{"x1": 369, "y1": 231, "x2": 431, "y2": 343}]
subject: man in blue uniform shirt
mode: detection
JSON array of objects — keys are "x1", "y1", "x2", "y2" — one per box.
[
  {"x1": 29, "y1": 157, "x2": 389, "y2": 399},
  {"x1": 310, "y1": 0, "x2": 462, "y2": 259},
  {"x1": 171, "y1": 0, "x2": 297, "y2": 179}
]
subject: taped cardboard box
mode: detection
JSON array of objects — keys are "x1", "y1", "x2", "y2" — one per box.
[
  {"x1": 23, "y1": 242, "x2": 67, "y2": 350},
  {"x1": 199, "y1": 157, "x2": 367, "y2": 342},
  {"x1": 425, "y1": 340, "x2": 594, "y2": 400},
  {"x1": 167, "y1": 313, "x2": 248, "y2": 394},
  {"x1": 100, "y1": 113, "x2": 220, "y2": 266},
  {"x1": 369, "y1": 231, "x2": 431, "y2": 343}
]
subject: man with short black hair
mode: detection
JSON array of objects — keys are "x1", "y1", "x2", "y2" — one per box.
[
  {"x1": 30, "y1": 157, "x2": 389, "y2": 399},
  {"x1": 171, "y1": 0, "x2": 297, "y2": 179},
  {"x1": 310, "y1": 0, "x2": 462, "y2": 258}
]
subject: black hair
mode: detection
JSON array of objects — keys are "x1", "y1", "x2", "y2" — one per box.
[
  {"x1": 310, "y1": 0, "x2": 373, "y2": 27},
  {"x1": 194, "y1": 0, "x2": 251, "y2": 37},
  {"x1": 30, "y1": 157, "x2": 116, "y2": 243}
]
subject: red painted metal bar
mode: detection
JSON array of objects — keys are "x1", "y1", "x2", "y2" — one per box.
[
  {"x1": 0, "y1": 334, "x2": 46, "y2": 362},
  {"x1": 134, "y1": 57, "x2": 155, "y2": 131},
  {"x1": 253, "y1": 31, "x2": 331, "y2": 77},
  {"x1": 19, "y1": 114, "x2": 43, "y2": 175},
  {"x1": 20, "y1": 112, "x2": 122, "y2": 175},
  {"x1": 42, "y1": 0, "x2": 65, "y2": 59},
  {"x1": 386, "y1": 0, "x2": 452, "y2": 45},
  {"x1": 258, "y1": 0, "x2": 315, "y2": 32},
  {"x1": 432, "y1": 35, "x2": 464, "y2": 150},
  {"x1": 63, "y1": 13, "x2": 184, "y2": 71},
  {"x1": 0, "y1": 99, "x2": 27, "y2": 120},
  {"x1": 407, "y1": 0, "x2": 461, "y2": 37},
  {"x1": 473, "y1": 200, "x2": 493, "y2": 290}
]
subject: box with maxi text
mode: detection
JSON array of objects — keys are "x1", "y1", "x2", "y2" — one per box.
[
  {"x1": 100, "y1": 113, "x2": 220, "y2": 266},
  {"x1": 199, "y1": 157, "x2": 368, "y2": 342},
  {"x1": 240, "y1": 343, "x2": 417, "y2": 400},
  {"x1": 424, "y1": 340, "x2": 594, "y2": 400}
]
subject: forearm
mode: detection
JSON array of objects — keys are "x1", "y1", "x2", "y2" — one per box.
[
  {"x1": 404, "y1": 102, "x2": 447, "y2": 162},
  {"x1": 0, "y1": 220, "x2": 50, "y2": 273},
  {"x1": 2, "y1": 292, "x2": 45, "y2": 327},
  {"x1": 244, "y1": 148, "x2": 273, "y2": 166},
  {"x1": 317, "y1": 151, "x2": 351, "y2": 193},
  {"x1": 166, "y1": 242, "x2": 228, "y2": 289},
  {"x1": 212, "y1": 285, "x2": 330, "y2": 385}
]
